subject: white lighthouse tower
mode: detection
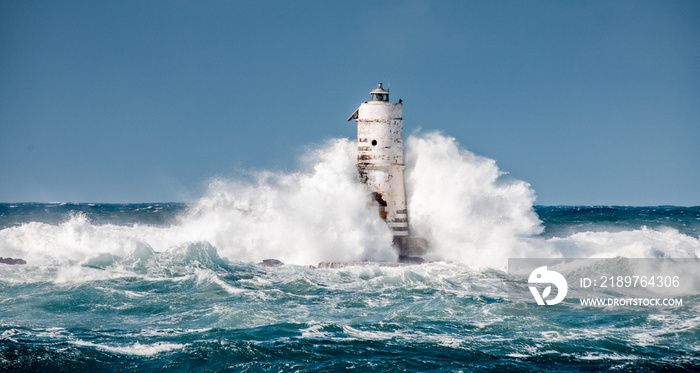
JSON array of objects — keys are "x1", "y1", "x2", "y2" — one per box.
[{"x1": 348, "y1": 83, "x2": 427, "y2": 261}]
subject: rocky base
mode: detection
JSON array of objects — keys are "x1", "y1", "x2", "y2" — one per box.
[
  {"x1": 393, "y1": 236, "x2": 429, "y2": 258},
  {"x1": 398, "y1": 255, "x2": 425, "y2": 264},
  {"x1": 0, "y1": 257, "x2": 26, "y2": 265},
  {"x1": 258, "y1": 259, "x2": 285, "y2": 267},
  {"x1": 317, "y1": 261, "x2": 423, "y2": 269}
]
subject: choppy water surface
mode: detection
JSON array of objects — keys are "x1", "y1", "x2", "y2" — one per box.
[
  {"x1": 1, "y1": 243, "x2": 698, "y2": 371},
  {"x1": 2, "y1": 134, "x2": 699, "y2": 371}
]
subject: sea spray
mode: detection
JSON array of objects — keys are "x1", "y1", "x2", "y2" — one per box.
[
  {"x1": 177, "y1": 133, "x2": 555, "y2": 267},
  {"x1": 404, "y1": 132, "x2": 552, "y2": 267},
  {"x1": 1, "y1": 134, "x2": 697, "y2": 269},
  {"x1": 176, "y1": 138, "x2": 396, "y2": 264},
  {"x1": 0, "y1": 212, "x2": 166, "y2": 266},
  {"x1": 548, "y1": 226, "x2": 700, "y2": 259},
  {"x1": 1, "y1": 140, "x2": 699, "y2": 371}
]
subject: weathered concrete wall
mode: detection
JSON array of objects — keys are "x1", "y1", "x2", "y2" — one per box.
[{"x1": 355, "y1": 100, "x2": 409, "y2": 237}]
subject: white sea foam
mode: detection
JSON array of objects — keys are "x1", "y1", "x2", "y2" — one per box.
[
  {"x1": 174, "y1": 138, "x2": 395, "y2": 264},
  {"x1": 342, "y1": 325, "x2": 394, "y2": 340},
  {"x1": 403, "y1": 132, "x2": 700, "y2": 266},
  {"x1": 404, "y1": 132, "x2": 553, "y2": 268},
  {"x1": 193, "y1": 268, "x2": 246, "y2": 295},
  {"x1": 547, "y1": 226, "x2": 700, "y2": 259},
  {"x1": 0, "y1": 133, "x2": 698, "y2": 270},
  {"x1": 172, "y1": 132, "x2": 559, "y2": 267},
  {"x1": 0, "y1": 213, "x2": 170, "y2": 266},
  {"x1": 69, "y1": 340, "x2": 185, "y2": 356}
]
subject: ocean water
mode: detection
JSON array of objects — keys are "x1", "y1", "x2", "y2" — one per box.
[{"x1": 1, "y1": 133, "x2": 699, "y2": 372}]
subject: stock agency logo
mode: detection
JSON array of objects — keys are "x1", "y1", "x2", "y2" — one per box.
[{"x1": 528, "y1": 266, "x2": 568, "y2": 305}]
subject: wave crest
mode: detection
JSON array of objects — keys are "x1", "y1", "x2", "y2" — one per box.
[
  {"x1": 1, "y1": 134, "x2": 697, "y2": 269},
  {"x1": 176, "y1": 138, "x2": 396, "y2": 264},
  {"x1": 405, "y1": 132, "x2": 549, "y2": 267}
]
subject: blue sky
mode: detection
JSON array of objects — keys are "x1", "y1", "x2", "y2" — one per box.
[{"x1": 1, "y1": 1, "x2": 698, "y2": 205}]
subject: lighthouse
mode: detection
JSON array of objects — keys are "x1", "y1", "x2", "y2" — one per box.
[{"x1": 348, "y1": 83, "x2": 427, "y2": 261}]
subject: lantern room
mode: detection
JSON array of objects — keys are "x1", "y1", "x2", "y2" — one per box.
[{"x1": 370, "y1": 83, "x2": 390, "y2": 102}]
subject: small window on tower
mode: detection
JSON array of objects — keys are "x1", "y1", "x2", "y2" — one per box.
[{"x1": 371, "y1": 140, "x2": 378, "y2": 146}]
